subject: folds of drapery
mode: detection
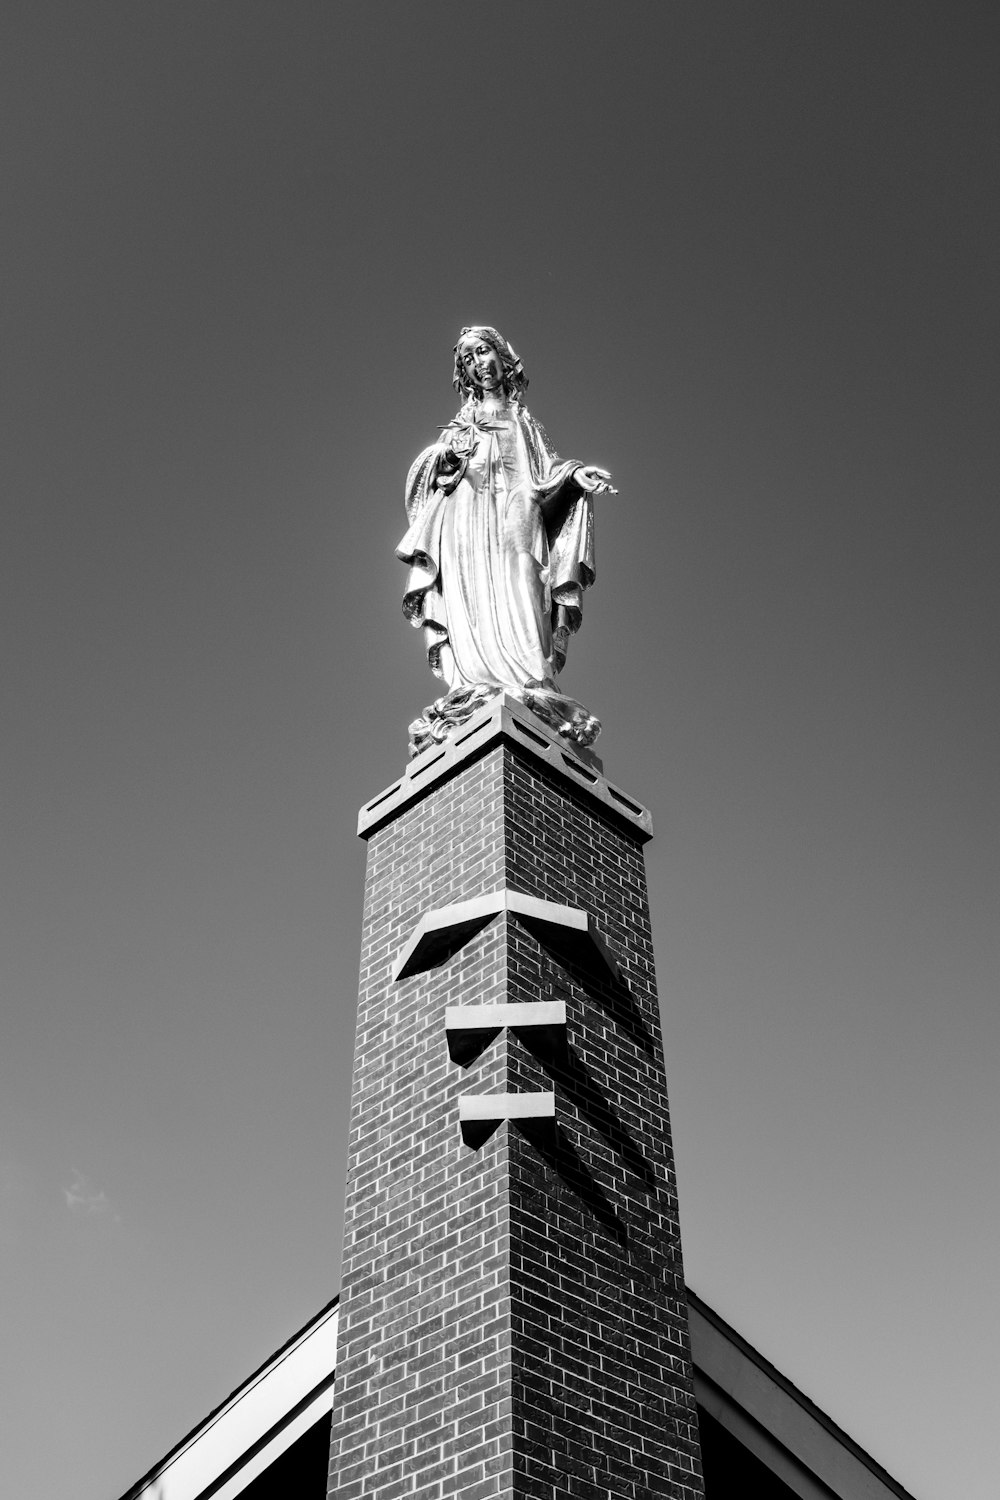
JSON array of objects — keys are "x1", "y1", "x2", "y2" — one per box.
[{"x1": 397, "y1": 402, "x2": 595, "y2": 693}]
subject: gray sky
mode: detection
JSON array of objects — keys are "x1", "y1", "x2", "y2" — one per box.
[{"x1": 1, "y1": 5, "x2": 996, "y2": 1498}]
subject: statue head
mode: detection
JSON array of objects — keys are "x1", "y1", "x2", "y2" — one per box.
[{"x1": 452, "y1": 326, "x2": 528, "y2": 401}]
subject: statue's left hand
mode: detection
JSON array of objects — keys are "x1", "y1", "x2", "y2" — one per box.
[{"x1": 575, "y1": 465, "x2": 617, "y2": 495}]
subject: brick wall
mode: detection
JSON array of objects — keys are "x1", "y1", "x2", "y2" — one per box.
[{"x1": 328, "y1": 732, "x2": 704, "y2": 1500}]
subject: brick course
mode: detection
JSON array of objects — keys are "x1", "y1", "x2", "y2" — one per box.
[{"x1": 329, "y1": 729, "x2": 704, "y2": 1500}]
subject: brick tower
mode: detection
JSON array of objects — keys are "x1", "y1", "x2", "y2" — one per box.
[{"x1": 328, "y1": 694, "x2": 705, "y2": 1500}]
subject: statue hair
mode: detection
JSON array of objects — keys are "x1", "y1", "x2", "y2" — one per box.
[{"x1": 452, "y1": 326, "x2": 529, "y2": 400}]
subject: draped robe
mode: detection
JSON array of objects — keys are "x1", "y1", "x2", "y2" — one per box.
[{"x1": 397, "y1": 401, "x2": 596, "y2": 727}]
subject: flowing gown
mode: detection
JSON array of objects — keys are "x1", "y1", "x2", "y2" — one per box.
[{"x1": 396, "y1": 399, "x2": 600, "y2": 752}]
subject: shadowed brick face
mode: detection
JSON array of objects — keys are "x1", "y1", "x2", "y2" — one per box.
[{"x1": 329, "y1": 736, "x2": 704, "y2": 1500}]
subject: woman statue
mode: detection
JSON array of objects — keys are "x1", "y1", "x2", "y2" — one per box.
[{"x1": 397, "y1": 326, "x2": 615, "y2": 756}]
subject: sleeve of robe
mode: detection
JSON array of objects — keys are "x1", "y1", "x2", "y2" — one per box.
[
  {"x1": 398, "y1": 444, "x2": 451, "y2": 638},
  {"x1": 520, "y1": 410, "x2": 596, "y2": 634}
]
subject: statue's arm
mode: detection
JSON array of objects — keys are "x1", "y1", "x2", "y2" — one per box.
[
  {"x1": 535, "y1": 463, "x2": 616, "y2": 528},
  {"x1": 522, "y1": 410, "x2": 615, "y2": 520}
]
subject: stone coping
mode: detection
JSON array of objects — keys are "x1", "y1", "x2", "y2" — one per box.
[
  {"x1": 392, "y1": 888, "x2": 622, "y2": 984},
  {"x1": 445, "y1": 1001, "x2": 568, "y2": 1031},
  {"x1": 458, "y1": 1090, "x2": 556, "y2": 1121},
  {"x1": 358, "y1": 693, "x2": 653, "y2": 841}
]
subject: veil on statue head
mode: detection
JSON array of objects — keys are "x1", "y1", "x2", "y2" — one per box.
[{"x1": 452, "y1": 326, "x2": 529, "y2": 400}]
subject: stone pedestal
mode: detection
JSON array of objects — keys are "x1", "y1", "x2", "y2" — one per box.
[{"x1": 328, "y1": 695, "x2": 704, "y2": 1500}]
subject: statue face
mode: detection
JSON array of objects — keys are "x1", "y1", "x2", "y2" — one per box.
[{"x1": 458, "y1": 337, "x2": 504, "y2": 395}]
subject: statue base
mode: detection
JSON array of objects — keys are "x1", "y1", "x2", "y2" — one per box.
[{"x1": 408, "y1": 680, "x2": 601, "y2": 759}]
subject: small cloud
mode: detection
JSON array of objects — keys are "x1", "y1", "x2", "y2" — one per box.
[{"x1": 63, "y1": 1169, "x2": 113, "y2": 1217}]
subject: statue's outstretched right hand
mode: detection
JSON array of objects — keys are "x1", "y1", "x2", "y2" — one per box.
[{"x1": 575, "y1": 465, "x2": 617, "y2": 495}]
